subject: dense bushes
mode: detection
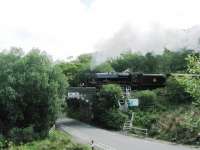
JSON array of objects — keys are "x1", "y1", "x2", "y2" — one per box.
[
  {"x1": 9, "y1": 126, "x2": 35, "y2": 144},
  {"x1": 179, "y1": 54, "x2": 200, "y2": 107},
  {"x1": 98, "y1": 84, "x2": 123, "y2": 109},
  {"x1": 131, "y1": 87, "x2": 200, "y2": 144},
  {"x1": 130, "y1": 79, "x2": 199, "y2": 144},
  {"x1": 154, "y1": 107, "x2": 200, "y2": 144},
  {"x1": 133, "y1": 90, "x2": 157, "y2": 110},
  {"x1": 93, "y1": 84, "x2": 127, "y2": 129},
  {"x1": 0, "y1": 49, "x2": 67, "y2": 143},
  {"x1": 165, "y1": 77, "x2": 192, "y2": 104},
  {"x1": 97, "y1": 109, "x2": 128, "y2": 130},
  {"x1": 0, "y1": 134, "x2": 6, "y2": 149},
  {"x1": 133, "y1": 111, "x2": 159, "y2": 129}
]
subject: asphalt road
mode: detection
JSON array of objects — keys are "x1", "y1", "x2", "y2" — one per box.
[{"x1": 56, "y1": 118, "x2": 198, "y2": 150}]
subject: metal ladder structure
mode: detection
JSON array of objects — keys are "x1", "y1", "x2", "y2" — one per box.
[
  {"x1": 122, "y1": 112, "x2": 148, "y2": 136},
  {"x1": 123, "y1": 112, "x2": 134, "y2": 131}
]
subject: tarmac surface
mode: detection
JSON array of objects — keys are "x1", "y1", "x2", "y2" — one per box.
[{"x1": 56, "y1": 118, "x2": 198, "y2": 150}]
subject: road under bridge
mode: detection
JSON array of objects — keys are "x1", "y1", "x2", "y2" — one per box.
[{"x1": 56, "y1": 118, "x2": 197, "y2": 150}]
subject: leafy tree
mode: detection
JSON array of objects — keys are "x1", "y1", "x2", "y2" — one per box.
[
  {"x1": 93, "y1": 62, "x2": 114, "y2": 72},
  {"x1": 58, "y1": 54, "x2": 91, "y2": 86},
  {"x1": 110, "y1": 52, "x2": 145, "y2": 72},
  {"x1": 110, "y1": 49, "x2": 193, "y2": 73},
  {"x1": 100, "y1": 109, "x2": 128, "y2": 130},
  {"x1": 157, "y1": 49, "x2": 193, "y2": 73},
  {"x1": 0, "y1": 49, "x2": 67, "y2": 142},
  {"x1": 93, "y1": 84, "x2": 126, "y2": 129},
  {"x1": 98, "y1": 84, "x2": 122, "y2": 109},
  {"x1": 179, "y1": 54, "x2": 200, "y2": 106},
  {"x1": 133, "y1": 90, "x2": 157, "y2": 110},
  {"x1": 158, "y1": 49, "x2": 175, "y2": 73},
  {"x1": 165, "y1": 77, "x2": 192, "y2": 104},
  {"x1": 143, "y1": 52, "x2": 158, "y2": 73}
]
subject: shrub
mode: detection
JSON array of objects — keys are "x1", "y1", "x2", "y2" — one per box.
[
  {"x1": 165, "y1": 77, "x2": 192, "y2": 104},
  {"x1": 9, "y1": 126, "x2": 35, "y2": 144},
  {"x1": 153, "y1": 107, "x2": 200, "y2": 144},
  {"x1": 133, "y1": 90, "x2": 157, "y2": 110},
  {"x1": 0, "y1": 134, "x2": 6, "y2": 149},
  {"x1": 93, "y1": 84, "x2": 123, "y2": 122},
  {"x1": 101, "y1": 110, "x2": 128, "y2": 130},
  {"x1": 93, "y1": 84, "x2": 128, "y2": 129},
  {"x1": 99, "y1": 84, "x2": 123, "y2": 109},
  {"x1": 177, "y1": 54, "x2": 200, "y2": 106},
  {"x1": 133, "y1": 111, "x2": 159, "y2": 129},
  {"x1": 9, "y1": 130, "x2": 90, "y2": 150}
]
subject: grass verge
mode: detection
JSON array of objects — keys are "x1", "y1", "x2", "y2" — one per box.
[{"x1": 9, "y1": 129, "x2": 91, "y2": 150}]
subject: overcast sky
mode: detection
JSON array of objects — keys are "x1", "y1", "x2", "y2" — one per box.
[{"x1": 0, "y1": 0, "x2": 200, "y2": 60}]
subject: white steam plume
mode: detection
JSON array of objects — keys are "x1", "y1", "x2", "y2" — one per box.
[{"x1": 91, "y1": 24, "x2": 200, "y2": 69}]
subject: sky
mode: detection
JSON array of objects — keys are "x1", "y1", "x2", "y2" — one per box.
[{"x1": 0, "y1": 0, "x2": 200, "y2": 61}]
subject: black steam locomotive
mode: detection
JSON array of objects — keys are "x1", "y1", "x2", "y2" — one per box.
[{"x1": 81, "y1": 72, "x2": 167, "y2": 90}]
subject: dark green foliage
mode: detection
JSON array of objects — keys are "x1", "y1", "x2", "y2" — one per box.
[
  {"x1": 180, "y1": 54, "x2": 200, "y2": 106},
  {"x1": 143, "y1": 52, "x2": 158, "y2": 73},
  {"x1": 0, "y1": 134, "x2": 6, "y2": 149},
  {"x1": 110, "y1": 49, "x2": 193, "y2": 73},
  {"x1": 0, "y1": 48, "x2": 67, "y2": 143},
  {"x1": 58, "y1": 54, "x2": 91, "y2": 86},
  {"x1": 100, "y1": 109, "x2": 128, "y2": 130},
  {"x1": 93, "y1": 62, "x2": 114, "y2": 72},
  {"x1": 133, "y1": 111, "x2": 159, "y2": 129},
  {"x1": 9, "y1": 126, "x2": 34, "y2": 143},
  {"x1": 133, "y1": 90, "x2": 157, "y2": 110},
  {"x1": 93, "y1": 84, "x2": 127, "y2": 129},
  {"x1": 98, "y1": 84, "x2": 123, "y2": 109},
  {"x1": 110, "y1": 52, "x2": 145, "y2": 72},
  {"x1": 165, "y1": 77, "x2": 192, "y2": 104}
]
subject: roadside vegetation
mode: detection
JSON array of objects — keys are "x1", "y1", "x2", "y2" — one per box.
[
  {"x1": 7, "y1": 130, "x2": 90, "y2": 150},
  {"x1": 128, "y1": 54, "x2": 200, "y2": 144},
  {"x1": 93, "y1": 84, "x2": 128, "y2": 130}
]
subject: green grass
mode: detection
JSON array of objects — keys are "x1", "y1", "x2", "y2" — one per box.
[{"x1": 9, "y1": 130, "x2": 91, "y2": 150}]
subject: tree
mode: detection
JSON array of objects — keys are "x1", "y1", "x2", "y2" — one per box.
[
  {"x1": 110, "y1": 52, "x2": 145, "y2": 72},
  {"x1": 134, "y1": 90, "x2": 157, "y2": 110},
  {"x1": 58, "y1": 54, "x2": 91, "y2": 86},
  {"x1": 92, "y1": 84, "x2": 127, "y2": 129},
  {"x1": 93, "y1": 62, "x2": 114, "y2": 72},
  {"x1": 179, "y1": 54, "x2": 200, "y2": 106},
  {"x1": 98, "y1": 84, "x2": 123, "y2": 109},
  {"x1": 157, "y1": 49, "x2": 193, "y2": 73},
  {"x1": 110, "y1": 50, "x2": 192, "y2": 74},
  {"x1": 0, "y1": 49, "x2": 67, "y2": 142},
  {"x1": 165, "y1": 77, "x2": 192, "y2": 104},
  {"x1": 143, "y1": 52, "x2": 158, "y2": 73}
]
